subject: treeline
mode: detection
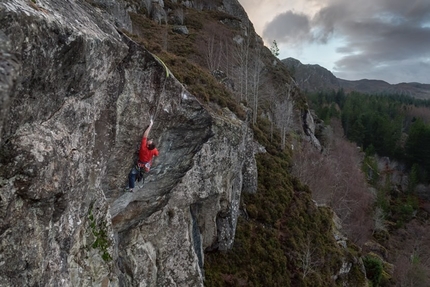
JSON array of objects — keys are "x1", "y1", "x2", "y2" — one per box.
[{"x1": 307, "y1": 90, "x2": 430, "y2": 182}]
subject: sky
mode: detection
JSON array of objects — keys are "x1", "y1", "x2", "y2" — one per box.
[{"x1": 237, "y1": 0, "x2": 430, "y2": 84}]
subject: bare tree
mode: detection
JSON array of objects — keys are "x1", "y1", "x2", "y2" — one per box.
[
  {"x1": 406, "y1": 105, "x2": 430, "y2": 124},
  {"x1": 291, "y1": 119, "x2": 374, "y2": 245},
  {"x1": 265, "y1": 85, "x2": 277, "y2": 142},
  {"x1": 243, "y1": 22, "x2": 250, "y2": 103},
  {"x1": 162, "y1": 25, "x2": 168, "y2": 51},
  {"x1": 220, "y1": 38, "x2": 232, "y2": 78},
  {"x1": 273, "y1": 86, "x2": 293, "y2": 149},
  {"x1": 230, "y1": 21, "x2": 251, "y2": 103},
  {"x1": 299, "y1": 237, "x2": 319, "y2": 279},
  {"x1": 206, "y1": 35, "x2": 222, "y2": 72},
  {"x1": 231, "y1": 38, "x2": 245, "y2": 101},
  {"x1": 391, "y1": 221, "x2": 430, "y2": 286},
  {"x1": 249, "y1": 47, "x2": 263, "y2": 124},
  {"x1": 230, "y1": 29, "x2": 250, "y2": 103},
  {"x1": 373, "y1": 207, "x2": 386, "y2": 233}
]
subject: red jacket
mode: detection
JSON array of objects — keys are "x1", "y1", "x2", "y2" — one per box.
[{"x1": 139, "y1": 137, "x2": 159, "y2": 163}]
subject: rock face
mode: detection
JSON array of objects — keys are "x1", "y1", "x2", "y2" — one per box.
[
  {"x1": 302, "y1": 108, "x2": 322, "y2": 151},
  {"x1": 0, "y1": 1, "x2": 260, "y2": 286}
]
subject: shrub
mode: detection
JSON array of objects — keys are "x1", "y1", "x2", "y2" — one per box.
[{"x1": 363, "y1": 255, "x2": 383, "y2": 286}]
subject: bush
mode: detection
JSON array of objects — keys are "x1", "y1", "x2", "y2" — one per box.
[{"x1": 363, "y1": 255, "x2": 383, "y2": 286}]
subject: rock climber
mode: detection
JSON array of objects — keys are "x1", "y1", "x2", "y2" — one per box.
[{"x1": 126, "y1": 119, "x2": 159, "y2": 192}]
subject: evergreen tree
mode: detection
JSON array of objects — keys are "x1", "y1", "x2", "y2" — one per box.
[{"x1": 269, "y1": 40, "x2": 279, "y2": 57}]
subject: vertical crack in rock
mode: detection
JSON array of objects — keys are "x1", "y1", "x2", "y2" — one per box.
[{"x1": 190, "y1": 203, "x2": 204, "y2": 270}]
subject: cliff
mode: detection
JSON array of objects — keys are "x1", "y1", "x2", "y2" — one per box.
[
  {"x1": 0, "y1": 0, "x2": 262, "y2": 285},
  {"x1": 0, "y1": 0, "x2": 366, "y2": 286}
]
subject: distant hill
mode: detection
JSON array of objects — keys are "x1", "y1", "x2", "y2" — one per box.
[{"x1": 282, "y1": 57, "x2": 430, "y2": 99}]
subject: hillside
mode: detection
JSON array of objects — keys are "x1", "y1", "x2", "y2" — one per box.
[
  {"x1": 283, "y1": 57, "x2": 430, "y2": 99},
  {"x1": 0, "y1": 0, "x2": 393, "y2": 286}
]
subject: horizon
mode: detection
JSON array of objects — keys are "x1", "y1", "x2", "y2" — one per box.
[
  {"x1": 239, "y1": 0, "x2": 430, "y2": 86},
  {"x1": 284, "y1": 57, "x2": 430, "y2": 85}
]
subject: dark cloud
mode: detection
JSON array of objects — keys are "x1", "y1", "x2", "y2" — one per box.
[
  {"x1": 262, "y1": 11, "x2": 311, "y2": 45},
  {"x1": 262, "y1": 0, "x2": 430, "y2": 83},
  {"x1": 310, "y1": 3, "x2": 348, "y2": 43}
]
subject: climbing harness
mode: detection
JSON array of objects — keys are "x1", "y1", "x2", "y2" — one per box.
[{"x1": 137, "y1": 160, "x2": 152, "y2": 173}]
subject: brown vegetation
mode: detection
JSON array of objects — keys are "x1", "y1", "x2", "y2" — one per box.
[
  {"x1": 389, "y1": 218, "x2": 430, "y2": 286},
  {"x1": 127, "y1": 1, "x2": 303, "y2": 139},
  {"x1": 291, "y1": 119, "x2": 374, "y2": 246},
  {"x1": 405, "y1": 105, "x2": 430, "y2": 124}
]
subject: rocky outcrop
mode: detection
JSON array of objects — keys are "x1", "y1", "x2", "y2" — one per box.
[
  {"x1": 0, "y1": 1, "x2": 260, "y2": 286},
  {"x1": 302, "y1": 108, "x2": 322, "y2": 151}
]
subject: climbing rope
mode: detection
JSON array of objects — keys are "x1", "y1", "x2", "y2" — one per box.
[{"x1": 149, "y1": 53, "x2": 171, "y2": 121}]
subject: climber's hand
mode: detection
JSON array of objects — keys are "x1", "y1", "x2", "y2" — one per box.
[{"x1": 150, "y1": 119, "x2": 153, "y2": 126}]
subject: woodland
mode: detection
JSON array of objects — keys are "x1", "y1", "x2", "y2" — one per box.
[
  {"x1": 308, "y1": 90, "x2": 430, "y2": 181},
  {"x1": 302, "y1": 91, "x2": 430, "y2": 286}
]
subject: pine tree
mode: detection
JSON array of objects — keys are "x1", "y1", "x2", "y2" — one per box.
[{"x1": 270, "y1": 40, "x2": 279, "y2": 57}]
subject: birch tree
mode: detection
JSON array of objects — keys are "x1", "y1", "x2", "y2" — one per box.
[
  {"x1": 299, "y1": 237, "x2": 319, "y2": 279},
  {"x1": 273, "y1": 86, "x2": 293, "y2": 149},
  {"x1": 232, "y1": 38, "x2": 245, "y2": 101},
  {"x1": 250, "y1": 47, "x2": 263, "y2": 124},
  {"x1": 206, "y1": 35, "x2": 222, "y2": 72},
  {"x1": 231, "y1": 29, "x2": 250, "y2": 103},
  {"x1": 243, "y1": 22, "x2": 250, "y2": 103}
]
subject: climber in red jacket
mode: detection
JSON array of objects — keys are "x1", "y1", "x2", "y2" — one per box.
[{"x1": 126, "y1": 119, "x2": 159, "y2": 192}]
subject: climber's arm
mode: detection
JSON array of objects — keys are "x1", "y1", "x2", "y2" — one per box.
[{"x1": 143, "y1": 119, "x2": 153, "y2": 138}]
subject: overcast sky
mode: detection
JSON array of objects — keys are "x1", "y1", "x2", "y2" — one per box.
[{"x1": 238, "y1": 0, "x2": 430, "y2": 84}]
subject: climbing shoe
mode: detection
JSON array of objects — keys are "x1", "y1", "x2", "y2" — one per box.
[{"x1": 137, "y1": 177, "x2": 145, "y2": 188}]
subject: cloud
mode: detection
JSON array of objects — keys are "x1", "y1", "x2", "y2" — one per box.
[
  {"x1": 334, "y1": 58, "x2": 430, "y2": 84},
  {"x1": 257, "y1": 0, "x2": 430, "y2": 83},
  {"x1": 262, "y1": 11, "x2": 311, "y2": 46}
]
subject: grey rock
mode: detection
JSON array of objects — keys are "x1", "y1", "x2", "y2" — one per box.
[
  {"x1": 85, "y1": 0, "x2": 132, "y2": 30},
  {"x1": 0, "y1": 1, "x2": 260, "y2": 286},
  {"x1": 151, "y1": 3, "x2": 167, "y2": 24},
  {"x1": 172, "y1": 25, "x2": 189, "y2": 35},
  {"x1": 303, "y1": 108, "x2": 322, "y2": 151},
  {"x1": 0, "y1": 31, "x2": 19, "y2": 142}
]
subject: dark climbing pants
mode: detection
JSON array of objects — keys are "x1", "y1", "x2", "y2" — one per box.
[{"x1": 128, "y1": 166, "x2": 139, "y2": 189}]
